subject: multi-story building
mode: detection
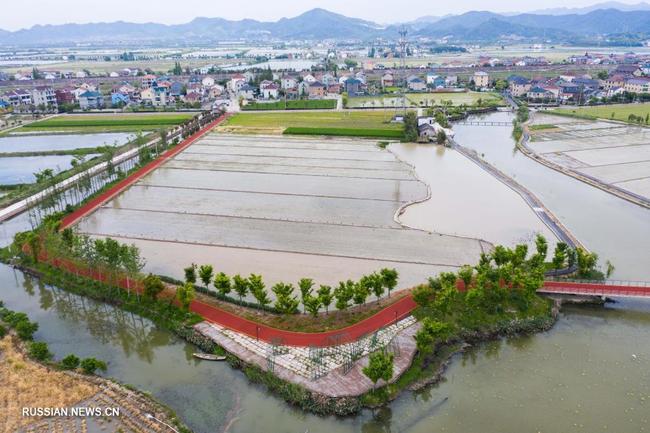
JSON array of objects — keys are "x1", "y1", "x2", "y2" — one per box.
[{"x1": 31, "y1": 86, "x2": 58, "y2": 111}]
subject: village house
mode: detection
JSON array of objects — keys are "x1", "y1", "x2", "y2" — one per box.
[
  {"x1": 208, "y1": 84, "x2": 225, "y2": 99},
  {"x1": 31, "y1": 86, "x2": 58, "y2": 110},
  {"x1": 260, "y1": 81, "x2": 280, "y2": 99},
  {"x1": 508, "y1": 76, "x2": 532, "y2": 97},
  {"x1": 228, "y1": 74, "x2": 247, "y2": 92},
  {"x1": 281, "y1": 76, "x2": 298, "y2": 90},
  {"x1": 624, "y1": 77, "x2": 650, "y2": 94},
  {"x1": 1, "y1": 89, "x2": 32, "y2": 108},
  {"x1": 308, "y1": 81, "x2": 327, "y2": 99},
  {"x1": 141, "y1": 74, "x2": 157, "y2": 88},
  {"x1": 78, "y1": 91, "x2": 104, "y2": 109},
  {"x1": 55, "y1": 88, "x2": 75, "y2": 106},
  {"x1": 344, "y1": 77, "x2": 363, "y2": 96},
  {"x1": 527, "y1": 86, "x2": 555, "y2": 101},
  {"x1": 407, "y1": 75, "x2": 426, "y2": 92},
  {"x1": 238, "y1": 84, "x2": 256, "y2": 100},
  {"x1": 201, "y1": 76, "x2": 215, "y2": 88},
  {"x1": 381, "y1": 73, "x2": 394, "y2": 88},
  {"x1": 473, "y1": 71, "x2": 489, "y2": 88}
]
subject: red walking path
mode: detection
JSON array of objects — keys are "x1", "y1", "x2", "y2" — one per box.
[{"x1": 191, "y1": 295, "x2": 417, "y2": 347}]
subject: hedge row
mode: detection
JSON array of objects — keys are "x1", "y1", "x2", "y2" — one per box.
[
  {"x1": 243, "y1": 100, "x2": 337, "y2": 111},
  {"x1": 283, "y1": 127, "x2": 404, "y2": 139}
]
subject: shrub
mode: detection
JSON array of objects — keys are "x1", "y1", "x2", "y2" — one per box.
[
  {"x1": 29, "y1": 341, "x2": 53, "y2": 361},
  {"x1": 80, "y1": 357, "x2": 108, "y2": 374},
  {"x1": 60, "y1": 354, "x2": 81, "y2": 370},
  {"x1": 15, "y1": 320, "x2": 38, "y2": 340},
  {"x1": 0, "y1": 324, "x2": 6, "y2": 338}
]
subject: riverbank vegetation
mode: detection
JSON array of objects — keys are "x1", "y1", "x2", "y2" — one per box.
[{"x1": 362, "y1": 236, "x2": 556, "y2": 406}]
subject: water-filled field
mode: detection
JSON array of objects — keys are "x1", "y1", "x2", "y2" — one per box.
[
  {"x1": 0, "y1": 132, "x2": 133, "y2": 153},
  {"x1": 530, "y1": 113, "x2": 650, "y2": 200},
  {"x1": 77, "y1": 134, "x2": 488, "y2": 289},
  {"x1": 0, "y1": 154, "x2": 100, "y2": 184}
]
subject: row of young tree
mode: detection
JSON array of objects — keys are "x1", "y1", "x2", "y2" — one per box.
[
  {"x1": 20, "y1": 226, "x2": 146, "y2": 296},
  {"x1": 182, "y1": 264, "x2": 399, "y2": 315}
]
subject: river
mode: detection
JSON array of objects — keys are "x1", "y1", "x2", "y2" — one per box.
[
  {"x1": 2, "y1": 265, "x2": 650, "y2": 433},
  {"x1": 2, "y1": 113, "x2": 650, "y2": 432}
]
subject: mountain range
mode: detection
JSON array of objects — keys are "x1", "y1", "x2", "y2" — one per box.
[{"x1": 1, "y1": 6, "x2": 650, "y2": 46}]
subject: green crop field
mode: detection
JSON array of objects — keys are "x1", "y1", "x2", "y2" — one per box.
[
  {"x1": 19, "y1": 113, "x2": 195, "y2": 133},
  {"x1": 283, "y1": 127, "x2": 404, "y2": 139},
  {"x1": 346, "y1": 91, "x2": 503, "y2": 108},
  {"x1": 220, "y1": 111, "x2": 403, "y2": 136},
  {"x1": 552, "y1": 103, "x2": 650, "y2": 124},
  {"x1": 242, "y1": 99, "x2": 337, "y2": 110}
]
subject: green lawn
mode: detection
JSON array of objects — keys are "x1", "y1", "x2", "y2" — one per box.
[
  {"x1": 552, "y1": 103, "x2": 650, "y2": 123},
  {"x1": 19, "y1": 113, "x2": 195, "y2": 133},
  {"x1": 346, "y1": 91, "x2": 503, "y2": 108},
  {"x1": 221, "y1": 111, "x2": 403, "y2": 136}
]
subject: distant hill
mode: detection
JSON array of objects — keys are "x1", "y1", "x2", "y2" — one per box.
[
  {"x1": 1, "y1": 6, "x2": 650, "y2": 46},
  {"x1": 526, "y1": 1, "x2": 650, "y2": 15}
]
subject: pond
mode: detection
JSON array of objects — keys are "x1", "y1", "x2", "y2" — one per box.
[
  {"x1": 0, "y1": 154, "x2": 100, "y2": 185},
  {"x1": 0, "y1": 132, "x2": 134, "y2": 153}
]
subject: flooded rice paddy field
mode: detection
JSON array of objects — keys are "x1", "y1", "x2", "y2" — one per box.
[
  {"x1": 455, "y1": 111, "x2": 650, "y2": 280},
  {"x1": 529, "y1": 113, "x2": 650, "y2": 199},
  {"x1": 0, "y1": 153, "x2": 100, "y2": 184},
  {"x1": 0, "y1": 132, "x2": 133, "y2": 152},
  {"x1": 3, "y1": 265, "x2": 650, "y2": 433},
  {"x1": 390, "y1": 142, "x2": 558, "y2": 246},
  {"x1": 77, "y1": 134, "x2": 489, "y2": 288}
]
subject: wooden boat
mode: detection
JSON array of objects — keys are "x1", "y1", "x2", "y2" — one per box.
[{"x1": 193, "y1": 352, "x2": 226, "y2": 361}]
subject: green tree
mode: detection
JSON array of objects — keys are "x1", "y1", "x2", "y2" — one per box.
[
  {"x1": 552, "y1": 242, "x2": 568, "y2": 272},
  {"x1": 15, "y1": 320, "x2": 38, "y2": 340},
  {"x1": 353, "y1": 278, "x2": 371, "y2": 305},
  {"x1": 61, "y1": 354, "x2": 81, "y2": 370},
  {"x1": 334, "y1": 280, "x2": 355, "y2": 310},
  {"x1": 198, "y1": 264, "x2": 214, "y2": 288},
  {"x1": 414, "y1": 318, "x2": 451, "y2": 352},
  {"x1": 317, "y1": 285, "x2": 333, "y2": 314},
  {"x1": 80, "y1": 357, "x2": 108, "y2": 374},
  {"x1": 379, "y1": 268, "x2": 399, "y2": 297},
  {"x1": 143, "y1": 273, "x2": 164, "y2": 300},
  {"x1": 183, "y1": 263, "x2": 197, "y2": 284},
  {"x1": 362, "y1": 350, "x2": 394, "y2": 389},
  {"x1": 232, "y1": 274, "x2": 249, "y2": 302},
  {"x1": 176, "y1": 282, "x2": 195, "y2": 311},
  {"x1": 458, "y1": 265, "x2": 473, "y2": 289},
  {"x1": 368, "y1": 272, "x2": 385, "y2": 299},
  {"x1": 249, "y1": 274, "x2": 271, "y2": 307},
  {"x1": 533, "y1": 234, "x2": 548, "y2": 263},
  {"x1": 404, "y1": 111, "x2": 418, "y2": 142},
  {"x1": 29, "y1": 341, "x2": 53, "y2": 361},
  {"x1": 298, "y1": 278, "x2": 314, "y2": 312},
  {"x1": 214, "y1": 272, "x2": 232, "y2": 297},
  {"x1": 303, "y1": 295, "x2": 322, "y2": 317},
  {"x1": 272, "y1": 282, "x2": 299, "y2": 314},
  {"x1": 436, "y1": 130, "x2": 447, "y2": 145}
]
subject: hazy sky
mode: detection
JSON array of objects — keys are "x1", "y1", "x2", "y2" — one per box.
[{"x1": 0, "y1": 0, "x2": 645, "y2": 31}]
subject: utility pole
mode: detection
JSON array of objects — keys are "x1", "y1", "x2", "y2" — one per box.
[{"x1": 398, "y1": 27, "x2": 408, "y2": 114}]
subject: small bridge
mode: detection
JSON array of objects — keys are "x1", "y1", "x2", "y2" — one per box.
[
  {"x1": 455, "y1": 120, "x2": 512, "y2": 126},
  {"x1": 540, "y1": 280, "x2": 650, "y2": 298}
]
